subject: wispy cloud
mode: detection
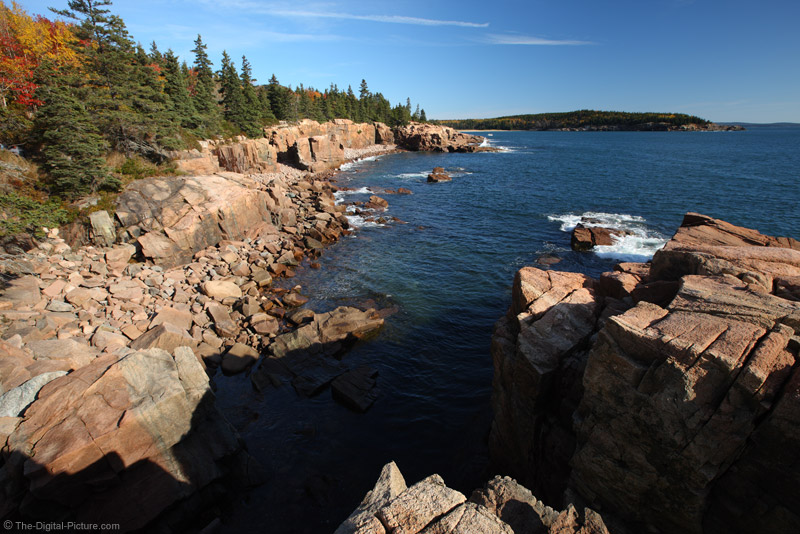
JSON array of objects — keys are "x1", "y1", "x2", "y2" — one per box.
[
  {"x1": 486, "y1": 34, "x2": 593, "y2": 46},
  {"x1": 269, "y1": 9, "x2": 489, "y2": 28},
  {"x1": 201, "y1": 1, "x2": 488, "y2": 28}
]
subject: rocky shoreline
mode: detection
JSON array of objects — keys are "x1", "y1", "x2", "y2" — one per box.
[
  {"x1": 0, "y1": 120, "x2": 489, "y2": 532},
  {"x1": 3, "y1": 119, "x2": 797, "y2": 533}
]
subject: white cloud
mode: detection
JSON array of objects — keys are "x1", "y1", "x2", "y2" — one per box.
[
  {"x1": 486, "y1": 34, "x2": 593, "y2": 46},
  {"x1": 199, "y1": 1, "x2": 488, "y2": 28},
  {"x1": 270, "y1": 9, "x2": 489, "y2": 28}
]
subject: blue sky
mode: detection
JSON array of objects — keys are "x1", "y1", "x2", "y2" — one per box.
[{"x1": 24, "y1": 0, "x2": 800, "y2": 122}]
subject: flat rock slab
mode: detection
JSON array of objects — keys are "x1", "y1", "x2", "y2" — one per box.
[
  {"x1": 129, "y1": 322, "x2": 195, "y2": 353},
  {"x1": 1, "y1": 275, "x2": 41, "y2": 306},
  {"x1": 331, "y1": 366, "x2": 379, "y2": 412},
  {"x1": 26, "y1": 338, "x2": 98, "y2": 370},
  {"x1": 150, "y1": 307, "x2": 194, "y2": 332},
  {"x1": 222, "y1": 343, "x2": 259, "y2": 375},
  {"x1": 288, "y1": 352, "x2": 348, "y2": 397},
  {"x1": 207, "y1": 303, "x2": 239, "y2": 338},
  {"x1": 0, "y1": 371, "x2": 67, "y2": 417},
  {"x1": 202, "y1": 280, "x2": 242, "y2": 300}
]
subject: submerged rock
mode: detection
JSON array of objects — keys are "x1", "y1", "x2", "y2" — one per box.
[{"x1": 331, "y1": 366, "x2": 380, "y2": 412}]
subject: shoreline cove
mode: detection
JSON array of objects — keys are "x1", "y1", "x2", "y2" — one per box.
[{"x1": 1, "y1": 125, "x2": 799, "y2": 534}]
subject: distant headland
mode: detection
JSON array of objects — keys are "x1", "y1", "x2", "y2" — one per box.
[{"x1": 436, "y1": 110, "x2": 745, "y2": 132}]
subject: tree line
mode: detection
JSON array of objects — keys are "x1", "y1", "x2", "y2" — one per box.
[
  {"x1": 436, "y1": 110, "x2": 710, "y2": 131},
  {"x1": 0, "y1": 0, "x2": 427, "y2": 200}
]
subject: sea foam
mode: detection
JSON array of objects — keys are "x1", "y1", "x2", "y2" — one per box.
[
  {"x1": 548, "y1": 211, "x2": 667, "y2": 261},
  {"x1": 334, "y1": 187, "x2": 372, "y2": 204}
]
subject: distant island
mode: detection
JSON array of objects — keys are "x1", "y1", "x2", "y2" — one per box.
[{"x1": 435, "y1": 110, "x2": 745, "y2": 131}]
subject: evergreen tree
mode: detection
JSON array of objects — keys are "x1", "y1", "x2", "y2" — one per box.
[
  {"x1": 34, "y1": 81, "x2": 114, "y2": 197},
  {"x1": 162, "y1": 49, "x2": 198, "y2": 130},
  {"x1": 148, "y1": 40, "x2": 162, "y2": 65},
  {"x1": 419, "y1": 108, "x2": 427, "y2": 122},
  {"x1": 256, "y1": 85, "x2": 276, "y2": 124},
  {"x1": 190, "y1": 34, "x2": 218, "y2": 126},
  {"x1": 239, "y1": 55, "x2": 267, "y2": 135},
  {"x1": 51, "y1": 0, "x2": 171, "y2": 159},
  {"x1": 217, "y1": 51, "x2": 245, "y2": 130},
  {"x1": 267, "y1": 74, "x2": 285, "y2": 120}
]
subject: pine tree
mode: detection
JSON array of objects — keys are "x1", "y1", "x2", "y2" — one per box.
[
  {"x1": 34, "y1": 81, "x2": 114, "y2": 197},
  {"x1": 358, "y1": 79, "x2": 370, "y2": 122},
  {"x1": 419, "y1": 108, "x2": 427, "y2": 122},
  {"x1": 162, "y1": 49, "x2": 198, "y2": 130},
  {"x1": 239, "y1": 55, "x2": 267, "y2": 136},
  {"x1": 267, "y1": 74, "x2": 284, "y2": 120},
  {"x1": 190, "y1": 34, "x2": 218, "y2": 128},
  {"x1": 256, "y1": 85, "x2": 276, "y2": 124},
  {"x1": 51, "y1": 0, "x2": 171, "y2": 159},
  {"x1": 217, "y1": 50, "x2": 245, "y2": 131}
]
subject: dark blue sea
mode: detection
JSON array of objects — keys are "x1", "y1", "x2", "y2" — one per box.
[{"x1": 216, "y1": 128, "x2": 800, "y2": 533}]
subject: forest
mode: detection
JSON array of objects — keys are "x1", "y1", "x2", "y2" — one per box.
[
  {"x1": 436, "y1": 110, "x2": 710, "y2": 131},
  {"x1": 0, "y1": 0, "x2": 426, "y2": 222}
]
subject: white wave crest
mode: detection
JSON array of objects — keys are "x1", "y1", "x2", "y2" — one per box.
[
  {"x1": 334, "y1": 187, "x2": 372, "y2": 204},
  {"x1": 548, "y1": 211, "x2": 667, "y2": 261},
  {"x1": 396, "y1": 172, "x2": 428, "y2": 179},
  {"x1": 340, "y1": 155, "x2": 382, "y2": 171},
  {"x1": 547, "y1": 212, "x2": 646, "y2": 233},
  {"x1": 346, "y1": 214, "x2": 386, "y2": 228},
  {"x1": 479, "y1": 138, "x2": 491, "y2": 147}
]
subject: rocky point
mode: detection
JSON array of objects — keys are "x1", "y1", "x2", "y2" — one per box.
[{"x1": 490, "y1": 212, "x2": 800, "y2": 534}]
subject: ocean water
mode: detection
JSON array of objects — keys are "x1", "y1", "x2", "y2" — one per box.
[{"x1": 215, "y1": 128, "x2": 800, "y2": 533}]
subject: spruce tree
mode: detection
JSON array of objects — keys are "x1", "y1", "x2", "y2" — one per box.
[
  {"x1": 34, "y1": 81, "x2": 114, "y2": 197},
  {"x1": 239, "y1": 55, "x2": 267, "y2": 136},
  {"x1": 51, "y1": 1, "x2": 170, "y2": 158},
  {"x1": 217, "y1": 51, "x2": 245, "y2": 130},
  {"x1": 267, "y1": 74, "x2": 283, "y2": 119},
  {"x1": 190, "y1": 34, "x2": 218, "y2": 130},
  {"x1": 162, "y1": 49, "x2": 198, "y2": 130}
]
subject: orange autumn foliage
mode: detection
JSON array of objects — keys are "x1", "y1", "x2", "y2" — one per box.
[{"x1": 0, "y1": 1, "x2": 80, "y2": 108}]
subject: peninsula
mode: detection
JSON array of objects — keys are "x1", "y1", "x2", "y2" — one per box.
[{"x1": 437, "y1": 110, "x2": 744, "y2": 131}]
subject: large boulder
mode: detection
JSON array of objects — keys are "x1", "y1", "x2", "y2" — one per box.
[
  {"x1": 116, "y1": 174, "x2": 273, "y2": 268},
  {"x1": 1, "y1": 347, "x2": 245, "y2": 531},
  {"x1": 570, "y1": 224, "x2": 631, "y2": 251}
]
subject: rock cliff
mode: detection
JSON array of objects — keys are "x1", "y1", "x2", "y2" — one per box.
[
  {"x1": 490, "y1": 212, "x2": 800, "y2": 533},
  {"x1": 394, "y1": 123, "x2": 496, "y2": 153},
  {"x1": 170, "y1": 119, "x2": 388, "y2": 176},
  {"x1": 336, "y1": 462, "x2": 610, "y2": 534}
]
